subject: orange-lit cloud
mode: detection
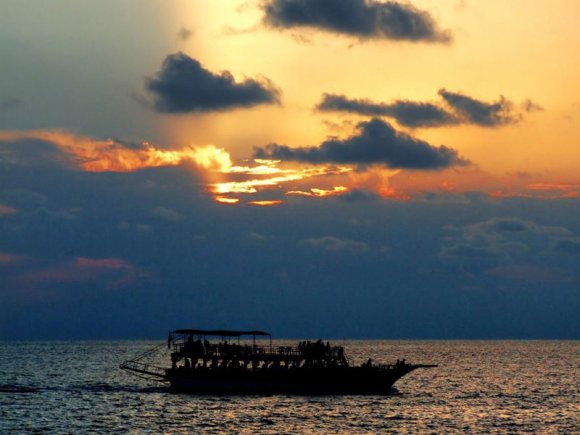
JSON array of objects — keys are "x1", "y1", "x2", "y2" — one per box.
[
  {"x1": 5, "y1": 130, "x2": 576, "y2": 206},
  {"x1": 377, "y1": 185, "x2": 411, "y2": 201},
  {"x1": 27, "y1": 256, "x2": 148, "y2": 288},
  {"x1": 1, "y1": 130, "x2": 359, "y2": 205},
  {"x1": 0, "y1": 130, "x2": 228, "y2": 173},
  {"x1": 0, "y1": 252, "x2": 25, "y2": 264},
  {"x1": 248, "y1": 200, "x2": 284, "y2": 207},
  {"x1": 207, "y1": 162, "x2": 352, "y2": 203},
  {"x1": 214, "y1": 196, "x2": 241, "y2": 204},
  {"x1": 347, "y1": 167, "x2": 409, "y2": 201},
  {"x1": 0, "y1": 204, "x2": 18, "y2": 216},
  {"x1": 489, "y1": 182, "x2": 580, "y2": 200},
  {"x1": 287, "y1": 186, "x2": 348, "y2": 197}
]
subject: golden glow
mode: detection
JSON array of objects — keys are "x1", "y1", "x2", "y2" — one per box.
[
  {"x1": 190, "y1": 144, "x2": 233, "y2": 172},
  {"x1": 377, "y1": 186, "x2": 411, "y2": 201},
  {"x1": 287, "y1": 186, "x2": 348, "y2": 197},
  {"x1": 248, "y1": 200, "x2": 284, "y2": 207},
  {"x1": 527, "y1": 183, "x2": 580, "y2": 192},
  {"x1": 0, "y1": 131, "x2": 222, "y2": 172},
  {"x1": 157, "y1": 0, "x2": 580, "y2": 197},
  {"x1": 488, "y1": 180, "x2": 580, "y2": 199},
  {"x1": 209, "y1": 164, "x2": 352, "y2": 199},
  {"x1": 214, "y1": 196, "x2": 240, "y2": 204}
]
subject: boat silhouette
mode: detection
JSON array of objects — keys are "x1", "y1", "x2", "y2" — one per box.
[{"x1": 120, "y1": 329, "x2": 437, "y2": 394}]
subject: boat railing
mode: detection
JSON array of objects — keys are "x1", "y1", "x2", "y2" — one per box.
[
  {"x1": 119, "y1": 360, "x2": 167, "y2": 379},
  {"x1": 173, "y1": 342, "x2": 345, "y2": 361},
  {"x1": 119, "y1": 342, "x2": 168, "y2": 380}
]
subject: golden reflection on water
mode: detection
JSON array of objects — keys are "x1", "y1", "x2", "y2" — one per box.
[{"x1": 0, "y1": 341, "x2": 578, "y2": 433}]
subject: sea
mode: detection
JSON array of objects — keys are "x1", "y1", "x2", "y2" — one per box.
[{"x1": 0, "y1": 340, "x2": 578, "y2": 434}]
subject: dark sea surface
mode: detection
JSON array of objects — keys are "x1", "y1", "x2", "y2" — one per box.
[{"x1": 0, "y1": 340, "x2": 578, "y2": 433}]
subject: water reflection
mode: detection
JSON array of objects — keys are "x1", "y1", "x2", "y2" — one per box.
[{"x1": 0, "y1": 340, "x2": 578, "y2": 433}]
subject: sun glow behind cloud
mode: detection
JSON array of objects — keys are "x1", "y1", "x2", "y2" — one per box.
[
  {"x1": 3, "y1": 130, "x2": 576, "y2": 205},
  {"x1": 287, "y1": 186, "x2": 348, "y2": 197},
  {"x1": 0, "y1": 130, "x2": 357, "y2": 205}
]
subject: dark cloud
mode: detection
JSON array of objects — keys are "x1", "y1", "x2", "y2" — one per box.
[
  {"x1": 300, "y1": 236, "x2": 369, "y2": 252},
  {"x1": 491, "y1": 218, "x2": 531, "y2": 232},
  {"x1": 0, "y1": 138, "x2": 75, "y2": 169},
  {"x1": 178, "y1": 27, "x2": 194, "y2": 41},
  {"x1": 262, "y1": 0, "x2": 452, "y2": 43},
  {"x1": 339, "y1": 188, "x2": 379, "y2": 202},
  {"x1": 145, "y1": 52, "x2": 280, "y2": 113},
  {"x1": 522, "y1": 99, "x2": 543, "y2": 113},
  {"x1": 254, "y1": 117, "x2": 468, "y2": 169},
  {"x1": 442, "y1": 217, "x2": 574, "y2": 262},
  {"x1": 0, "y1": 98, "x2": 22, "y2": 111},
  {"x1": 438, "y1": 88, "x2": 519, "y2": 126},
  {"x1": 151, "y1": 206, "x2": 184, "y2": 221},
  {"x1": 317, "y1": 93, "x2": 459, "y2": 127},
  {"x1": 441, "y1": 243, "x2": 497, "y2": 258},
  {"x1": 552, "y1": 239, "x2": 580, "y2": 255},
  {"x1": 317, "y1": 90, "x2": 536, "y2": 128}
]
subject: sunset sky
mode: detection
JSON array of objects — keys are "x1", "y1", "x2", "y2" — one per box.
[{"x1": 1, "y1": 0, "x2": 579, "y2": 339}]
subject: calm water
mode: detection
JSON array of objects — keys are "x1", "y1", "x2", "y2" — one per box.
[{"x1": 0, "y1": 340, "x2": 578, "y2": 433}]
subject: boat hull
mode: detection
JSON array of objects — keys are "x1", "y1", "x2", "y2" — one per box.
[{"x1": 165, "y1": 366, "x2": 417, "y2": 395}]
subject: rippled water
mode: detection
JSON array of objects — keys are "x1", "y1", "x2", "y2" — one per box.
[{"x1": 1, "y1": 340, "x2": 578, "y2": 433}]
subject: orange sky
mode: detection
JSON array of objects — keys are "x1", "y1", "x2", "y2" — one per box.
[
  {"x1": 2, "y1": 0, "x2": 579, "y2": 204},
  {"x1": 142, "y1": 0, "x2": 579, "y2": 202}
]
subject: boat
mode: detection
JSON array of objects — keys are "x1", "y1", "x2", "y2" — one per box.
[{"x1": 120, "y1": 329, "x2": 437, "y2": 394}]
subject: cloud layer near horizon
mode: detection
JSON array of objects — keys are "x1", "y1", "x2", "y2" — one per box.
[
  {"x1": 146, "y1": 53, "x2": 280, "y2": 113},
  {"x1": 1, "y1": 132, "x2": 579, "y2": 339},
  {"x1": 262, "y1": 0, "x2": 452, "y2": 43},
  {"x1": 254, "y1": 117, "x2": 468, "y2": 169}
]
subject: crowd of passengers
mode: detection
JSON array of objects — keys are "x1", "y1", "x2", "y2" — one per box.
[{"x1": 171, "y1": 338, "x2": 347, "y2": 370}]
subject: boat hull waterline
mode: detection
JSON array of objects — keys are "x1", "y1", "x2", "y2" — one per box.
[{"x1": 166, "y1": 366, "x2": 419, "y2": 394}]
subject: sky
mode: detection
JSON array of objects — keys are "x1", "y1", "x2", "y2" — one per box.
[{"x1": 0, "y1": 0, "x2": 579, "y2": 340}]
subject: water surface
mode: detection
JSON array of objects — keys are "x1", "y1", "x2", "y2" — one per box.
[{"x1": 1, "y1": 340, "x2": 578, "y2": 433}]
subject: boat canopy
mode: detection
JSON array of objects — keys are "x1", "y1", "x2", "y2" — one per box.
[{"x1": 172, "y1": 329, "x2": 271, "y2": 337}]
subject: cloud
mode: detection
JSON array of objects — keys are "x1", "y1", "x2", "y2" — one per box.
[
  {"x1": 522, "y1": 99, "x2": 543, "y2": 113},
  {"x1": 317, "y1": 90, "x2": 535, "y2": 128},
  {"x1": 254, "y1": 117, "x2": 468, "y2": 169},
  {"x1": 0, "y1": 252, "x2": 26, "y2": 264},
  {"x1": 262, "y1": 0, "x2": 452, "y2": 43},
  {"x1": 0, "y1": 130, "x2": 232, "y2": 173},
  {"x1": 552, "y1": 239, "x2": 580, "y2": 255},
  {"x1": 438, "y1": 89, "x2": 520, "y2": 126},
  {"x1": 442, "y1": 217, "x2": 573, "y2": 260},
  {"x1": 178, "y1": 26, "x2": 194, "y2": 41},
  {"x1": 145, "y1": 52, "x2": 280, "y2": 113},
  {"x1": 1, "y1": 129, "x2": 579, "y2": 340},
  {"x1": 338, "y1": 188, "x2": 380, "y2": 202},
  {"x1": 24, "y1": 256, "x2": 148, "y2": 290},
  {"x1": 300, "y1": 236, "x2": 369, "y2": 252},
  {"x1": 151, "y1": 206, "x2": 184, "y2": 221},
  {"x1": 441, "y1": 243, "x2": 497, "y2": 258},
  {"x1": 248, "y1": 232, "x2": 268, "y2": 241},
  {"x1": 0, "y1": 97, "x2": 22, "y2": 111},
  {"x1": 487, "y1": 264, "x2": 573, "y2": 284},
  {"x1": 286, "y1": 186, "x2": 348, "y2": 198},
  {"x1": 0, "y1": 205, "x2": 18, "y2": 216},
  {"x1": 317, "y1": 94, "x2": 459, "y2": 127}
]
